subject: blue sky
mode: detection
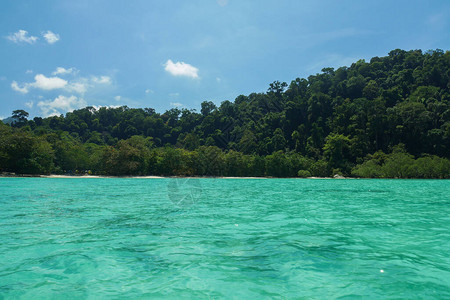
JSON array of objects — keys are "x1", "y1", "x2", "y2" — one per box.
[{"x1": 1, "y1": 0, "x2": 449, "y2": 118}]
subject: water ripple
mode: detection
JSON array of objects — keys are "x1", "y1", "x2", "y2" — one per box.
[{"x1": 0, "y1": 178, "x2": 449, "y2": 298}]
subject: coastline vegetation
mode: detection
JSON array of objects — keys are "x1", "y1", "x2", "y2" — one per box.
[{"x1": 1, "y1": 49, "x2": 449, "y2": 178}]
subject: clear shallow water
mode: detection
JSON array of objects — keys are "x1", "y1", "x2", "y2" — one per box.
[{"x1": 0, "y1": 178, "x2": 449, "y2": 299}]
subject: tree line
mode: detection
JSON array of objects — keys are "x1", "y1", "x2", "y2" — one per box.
[{"x1": 1, "y1": 49, "x2": 449, "y2": 178}]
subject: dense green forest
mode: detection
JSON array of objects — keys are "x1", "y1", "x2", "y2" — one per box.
[{"x1": 1, "y1": 49, "x2": 449, "y2": 178}]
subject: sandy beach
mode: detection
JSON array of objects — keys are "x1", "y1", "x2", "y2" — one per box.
[
  {"x1": 1, "y1": 174, "x2": 344, "y2": 179},
  {"x1": 40, "y1": 175, "x2": 166, "y2": 179}
]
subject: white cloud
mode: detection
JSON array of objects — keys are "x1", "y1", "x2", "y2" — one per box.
[
  {"x1": 169, "y1": 92, "x2": 180, "y2": 97},
  {"x1": 114, "y1": 95, "x2": 121, "y2": 101},
  {"x1": 145, "y1": 89, "x2": 154, "y2": 94},
  {"x1": 31, "y1": 74, "x2": 67, "y2": 90},
  {"x1": 42, "y1": 30, "x2": 60, "y2": 44},
  {"x1": 55, "y1": 74, "x2": 110, "y2": 94},
  {"x1": 164, "y1": 59, "x2": 199, "y2": 79},
  {"x1": 25, "y1": 70, "x2": 33, "y2": 74},
  {"x1": 7, "y1": 30, "x2": 38, "y2": 44},
  {"x1": 52, "y1": 67, "x2": 76, "y2": 75},
  {"x1": 170, "y1": 102, "x2": 183, "y2": 107},
  {"x1": 12, "y1": 75, "x2": 89, "y2": 94},
  {"x1": 92, "y1": 75, "x2": 111, "y2": 84},
  {"x1": 11, "y1": 81, "x2": 29, "y2": 93},
  {"x1": 25, "y1": 101, "x2": 34, "y2": 109},
  {"x1": 91, "y1": 105, "x2": 121, "y2": 111},
  {"x1": 66, "y1": 81, "x2": 88, "y2": 94},
  {"x1": 38, "y1": 95, "x2": 87, "y2": 117},
  {"x1": 11, "y1": 70, "x2": 113, "y2": 97}
]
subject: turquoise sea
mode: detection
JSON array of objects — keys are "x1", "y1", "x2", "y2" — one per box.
[{"x1": 0, "y1": 178, "x2": 449, "y2": 299}]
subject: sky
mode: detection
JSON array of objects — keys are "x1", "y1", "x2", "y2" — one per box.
[{"x1": 0, "y1": 0, "x2": 449, "y2": 119}]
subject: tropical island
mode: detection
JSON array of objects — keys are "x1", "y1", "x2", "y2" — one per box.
[{"x1": 1, "y1": 49, "x2": 449, "y2": 178}]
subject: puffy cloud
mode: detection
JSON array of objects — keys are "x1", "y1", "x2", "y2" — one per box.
[
  {"x1": 25, "y1": 101, "x2": 34, "y2": 109},
  {"x1": 11, "y1": 70, "x2": 113, "y2": 97},
  {"x1": 66, "y1": 81, "x2": 88, "y2": 94},
  {"x1": 164, "y1": 59, "x2": 199, "y2": 79},
  {"x1": 11, "y1": 81, "x2": 29, "y2": 93},
  {"x1": 31, "y1": 74, "x2": 67, "y2": 90},
  {"x1": 42, "y1": 31, "x2": 60, "y2": 44},
  {"x1": 92, "y1": 75, "x2": 111, "y2": 84},
  {"x1": 145, "y1": 89, "x2": 154, "y2": 94},
  {"x1": 38, "y1": 95, "x2": 87, "y2": 117},
  {"x1": 11, "y1": 74, "x2": 90, "y2": 94},
  {"x1": 7, "y1": 30, "x2": 38, "y2": 44},
  {"x1": 57, "y1": 75, "x2": 110, "y2": 93},
  {"x1": 52, "y1": 67, "x2": 76, "y2": 75}
]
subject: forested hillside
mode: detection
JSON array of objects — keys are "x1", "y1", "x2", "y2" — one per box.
[{"x1": 1, "y1": 49, "x2": 449, "y2": 178}]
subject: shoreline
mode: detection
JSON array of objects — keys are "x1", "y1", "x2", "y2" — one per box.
[
  {"x1": 1, "y1": 173, "x2": 341, "y2": 179},
  {"x1": 0, "y1": 174, "x2": 447, "y2": 179}
]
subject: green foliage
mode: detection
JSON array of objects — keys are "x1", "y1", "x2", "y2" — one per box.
[
  {"x1": 381, "y1": 151, "x2": 415, "y2": 178},
  {"x1": 0, "y1": 124, "x2": 54, "y2": 174},
  {"x1": 352, "y1": 148, "x2": 450, "y2": 178},
  {"x1": 265, "y1": 151, "x2": 290, "y2": 177},
  {"x1": 351, "y1": 160, "x2": 384, "y2": 178},
  {"x1": 100, "y1": 136, "x2": 153, "y2": 175},
  {"x1": 12, "y1": 110, "x2": 29, "y2": 126},
  {"x1": 323, "y1": 133, "x2": 352, "y2": 173},
  {"x1": 309, "y1": 160, "x2": 331, "y2": 177},
  {"x1": 297, "y1": 170, "x2": 311, "y2": 178}
]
